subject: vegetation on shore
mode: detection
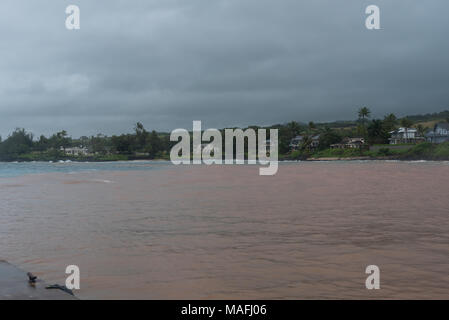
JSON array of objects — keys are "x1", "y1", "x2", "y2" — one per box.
[
  {"x1": 282, "y1": 108, "x2": 449, "y2": 161},
  {"x1": 1, "y1": 109, "x2": 449, "y2": 162},
  {"x1": 0, "y1": 123, "x2": 172, "y2": 162},
  {"x1": 288, "y1": 142, "x2": 449, "y2": 161}
]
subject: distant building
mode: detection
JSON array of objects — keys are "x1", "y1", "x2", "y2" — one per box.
[
  {"x1": 330, "y1": 137, "x2": 365, "y2": 149},
  {"x1": 389, "y1": 128, "x2": 424, "y2": 145},
  {"x1": 289, "y1": 136, "x2": 303, "y2": 150},
  {"x1": 289, "y1": 135, "x2": 320, "y2": 150},
  {"x1": 310, "y1": 135, "x2": 320, "y2": 149},
  {"x1": 61, "y1": 146, "x2": 90, "y2": 156},
  {"x1": 345, "y1": 137, "x2": 365, "y2": 149},
  {"x1": 426, "y1": 122, "x2": 449, "y2": 144}
]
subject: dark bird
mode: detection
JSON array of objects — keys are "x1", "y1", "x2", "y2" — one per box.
[{"x1": 27, "y1": 272, "x2": 37, "y2": 283}]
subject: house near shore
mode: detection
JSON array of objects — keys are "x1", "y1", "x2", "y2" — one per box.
[
  {"x1": 289, "y1": 135, "x2": 320, "y2": 150},
  {"x1": 425, "y1": 122, "x2": 449, "y2": 144},
  {"x1": 289, "y1": 136, "x2": 303, "y2": 150},
  {"x1": 389, "y1": 127, "x2": 424, "y2": 145},
  {"x1": 330, "y1": 137, "x2": 365, "y2": 149},
  {"x1": 61, "y1": 146, "x2": 90, "y2": 156}
]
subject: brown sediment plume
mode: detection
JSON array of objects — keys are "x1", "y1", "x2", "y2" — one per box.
[{"x1": 1, "y1": 162, "x2": 449, "y2": 299}]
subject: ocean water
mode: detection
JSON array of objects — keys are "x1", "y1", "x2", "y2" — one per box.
[
  {"x1": 1, "y1": 161, "x2": 449, "y2": 299},
  {"x1": 0, "y1": 160, "x2": 172, "y2": 178}
]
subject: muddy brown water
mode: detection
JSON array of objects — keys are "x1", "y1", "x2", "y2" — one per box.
[{"x1": 1, "y1": 162, "x2": 448, "y2": 299}]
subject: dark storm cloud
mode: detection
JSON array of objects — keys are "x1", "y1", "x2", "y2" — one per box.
[{"x1": 1, "y1": 0, "x2": 449, "y2": 137}]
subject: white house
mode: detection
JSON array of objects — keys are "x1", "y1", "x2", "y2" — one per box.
[
  {"x1": 426, "y1": 123, "x2": 449, "y2": 143},
  {"x1": 61, "y1": 146, "x2": 90, "y2": 156},
  {"x1": 389, "y1": 128, "x2": 424, "y2": 144}
]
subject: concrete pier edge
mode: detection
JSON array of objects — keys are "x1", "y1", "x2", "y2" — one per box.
[{"x1": 0, "y1": 260, "x2": 77, "y2": 300}]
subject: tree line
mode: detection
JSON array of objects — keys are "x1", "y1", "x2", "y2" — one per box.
[
  {"x1": 1, "y1": 109, "x2": 448, "y2": 161},
  {"x1": 0, "y1": 122, "x2": 172, "y2": 161},
  {"x1": 275, "y1": 107, "x2": 447, "y2": 154}
]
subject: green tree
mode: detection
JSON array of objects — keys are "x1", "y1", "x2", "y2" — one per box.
[
  {"x1": 382, "y1": 113, "x2": 398, "y2": 132},
  {"x1": 358, "y1": 107, "x2": 371, "y2": 123},
  {"x1": 278, "y1": 123, "x2": 302, "y2": 154},
  {"x1": 147, "y1": 130, "x2": 163, "y2": 156},
  {"x1": 111, "y1": 134, "x2": 134, "y2": 154},
  {"x1": 367, "y1": 119, "x2": 389, "y2": 144},
  {"x1": 299, "y1": 134, "x2": 313, "y2": 153},
  {"x1": 134, "y1": 122, "x2": 149, "y2": 151},
  {"x1": 35, "y1": 135, "x2": 50, "y2": 152},
  {"x1": 0, "y1": 128, "x2": 34, "y2": 159},
  {"x1": 49, "y1": 130, "x2": 71, "y2": 150},
  {"x1": 318, "y1": 127, "x2": 341, "y2": 149},
  {"x1": 416, "y1": 124, "x2": 427, "y2": 138},
  {"x1": 91, "y1": 134, "x2": 107, "y2": 154},
  {"x1": 357, "y1": 107, "x2": 371, "y2": 140}
]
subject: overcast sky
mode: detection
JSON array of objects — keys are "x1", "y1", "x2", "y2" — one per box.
[{"x1": 1, "y1": 0, "x2": 448, "y2": 138}]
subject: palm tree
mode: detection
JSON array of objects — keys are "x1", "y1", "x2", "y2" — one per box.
[
  {"x1": 300, "y1": 133, "x2": 313, "y2": 152},
  {"x1": 367, "y1": 119, "x2": 387, "y2": 144},
  {"x1": 358, "y1": 107, "x2": 371, "y2": 123},
  {"x1": 416, "y1": 124, "x2": 427, "y2": 138},
  {"x1": 400, "y1": 118, "x2": 414, "y2": 143}
]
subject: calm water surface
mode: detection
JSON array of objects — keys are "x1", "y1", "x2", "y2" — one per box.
[{"x1": 1, "y1": 161, "x2": 449, "y2": 299}]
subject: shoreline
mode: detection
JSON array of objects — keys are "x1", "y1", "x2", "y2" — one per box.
[
  {"x1": 1, "y1": 157, "x2": 449, "y2": 163},
  {"x1": 0, "y1": 260, "x2": 77, "y2": 300},
  {"x1": 2, "y1": 142, "x2": 449, "y2": 163}
]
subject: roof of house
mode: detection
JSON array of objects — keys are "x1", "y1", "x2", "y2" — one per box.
[
  {"x1": 290, "y1": 134, "x2": 320, "y2": 146},
  {"x1": 290, "y1": 134, "x2": 320, "y2": 141},
  {"x1": 426, "y1": 122, "x2": 449, "y2": 137},
  {"x1": 435, "y1": 122, "x2": 449, "y2": 130},
  {"x1": 346, "y1": 137, "x2": 364, "y2": 142}
]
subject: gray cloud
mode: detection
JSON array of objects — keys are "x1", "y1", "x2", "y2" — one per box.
[{"x1": 1, "y1": 0, "x2": 449, "y2": 138}]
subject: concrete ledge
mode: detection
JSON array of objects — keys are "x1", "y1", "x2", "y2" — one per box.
[{"x1": 0, "y1": 260, "x2": 77, "y2": 300}]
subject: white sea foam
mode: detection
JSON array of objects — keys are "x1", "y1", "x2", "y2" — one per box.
[{"x1": 92, "y1": 179, "x2": 115, "y2": 184}]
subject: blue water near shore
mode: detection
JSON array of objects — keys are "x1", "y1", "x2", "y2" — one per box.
[
  {"x1": 0, "y1": 161, "x2": 173, "y2": 178},
  {"x1": 2, "y1": 160, "x2": 448, "y2": 179}
]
